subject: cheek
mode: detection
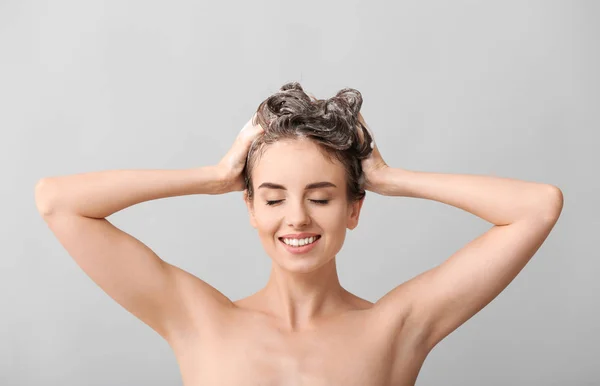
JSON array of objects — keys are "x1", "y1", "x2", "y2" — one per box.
[
  {"x1": 313, "y1": 206, "x2": 350, "y2": 236},
  {"x1": 253, "y1": 211, "x2": 279, "y2": 235}
]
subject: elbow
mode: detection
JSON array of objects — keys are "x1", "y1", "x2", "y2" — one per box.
[
  {"x1": 540, "y1": 185, "x2": 564, "y2": 222},
  {"x1": 35, "y1": 178, "x2": 57, "y2": 216}
]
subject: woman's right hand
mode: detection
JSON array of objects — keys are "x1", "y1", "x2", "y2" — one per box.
[{"x1": 216, "y1": 113, "x2": 265, "y2": 193}]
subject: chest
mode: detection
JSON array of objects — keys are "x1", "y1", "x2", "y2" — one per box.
[
  {"x1": 173, "y1": 312, "x2": 403, "y2": 386},
  {"x1": 224, "y1": 333, "x2": 392, "y2": 385}
]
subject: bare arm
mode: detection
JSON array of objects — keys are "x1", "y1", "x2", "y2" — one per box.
[
  {"x1": 34, "y1": 114, "x2": 265, "y2": 343},
  {"x1": 35, "y1": 166, "x2": 226, "y2": 218},
  {"x1": 34, "y1": 166, "x2": 233, "y2": 342},
  {"x1": 375, "y1": 169, "x2": 562, "y2": 225},
  {"x1": 372, "y1": 168, "x2": 563, "y2": 351}
]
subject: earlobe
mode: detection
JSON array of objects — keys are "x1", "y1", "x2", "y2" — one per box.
[
  {"x1": 348, "y1": 215, "x2": 359, "y2": 230},
  {"x1": 347, "y1": 197, "x2": 365, "y2": 230},
  {"x1": 249, "y1": 209, "x2": 257, "y2": 229}
]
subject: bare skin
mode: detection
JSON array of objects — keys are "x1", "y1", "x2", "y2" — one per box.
[
  {"x1": 35, "y1": 113, "x2": 563, "y2": 385},
  {"x1": 166, "y1": 284, "x2": 427, "y2": 386}
]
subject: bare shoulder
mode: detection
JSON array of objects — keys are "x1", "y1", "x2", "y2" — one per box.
[
  {"x1": 161, "y1": 265, "x2": 237, "y2": 343},
  {"x1": 341, "y1": 289, "x2": 374, "y2": 310},
  {"x1": 369, "y1": 282, "x2": 430, "y2": 354},
  {"x1": 372, "y1": 213, "x2": 561, "y2": 352},
  {"x1": 346, "y1": 290, "x2": 431, "y2": 383},
  {"x1": 341, "y1": 290, "x2": 424, "y2": 351},
  {"x1": 38, "y1": 211, "x2": 235, "y2": 345}
]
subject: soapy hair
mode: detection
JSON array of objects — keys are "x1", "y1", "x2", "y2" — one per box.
[{"x1": 244, "y1": 81, "x2": 374, "y2": 203}]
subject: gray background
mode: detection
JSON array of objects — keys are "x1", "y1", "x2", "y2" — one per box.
[{"x1": 2, "y1": 0, "x2": 597, "y2": 385}]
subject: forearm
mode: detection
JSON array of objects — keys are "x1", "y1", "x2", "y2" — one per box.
[
  {"x1": 34, "y1": 166, "x2": 225, "y2": 218},
  {"x1": 374, "y1": 168, "x2": 563, "y2": 226}
]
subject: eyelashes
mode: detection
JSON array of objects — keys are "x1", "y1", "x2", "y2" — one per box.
[{"x1": 265, "y1": 199, "x2": 330, "y2": 206}]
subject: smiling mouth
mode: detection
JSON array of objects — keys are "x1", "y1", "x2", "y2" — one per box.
[{"x1": 278, "y1": 235, "x2": 322, "y2": 246}]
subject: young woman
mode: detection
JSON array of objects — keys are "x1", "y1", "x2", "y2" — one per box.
[{"x1": 35, "y1": 82, "x2": 563, "y2": 386}]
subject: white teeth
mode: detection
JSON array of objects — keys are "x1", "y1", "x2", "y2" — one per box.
[{"x1": 282, "y1": 236, "x2": 319, "y2": 247}]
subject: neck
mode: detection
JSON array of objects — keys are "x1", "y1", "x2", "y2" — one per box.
[{"x1": 259, "y1": 257, "x2": 348, "y2": 331}]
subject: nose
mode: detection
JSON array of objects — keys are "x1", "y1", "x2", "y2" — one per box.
[{"x1": 285, "y1": 199, "x2": 311, "y2": 228}]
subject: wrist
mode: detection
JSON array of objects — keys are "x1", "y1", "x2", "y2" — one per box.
[
  {"x1": 371, "y1": 167, "x2": 411, "y2": 197},
  {"x1": 211, "y1": 165, "x2": 243, "y2": 194}
]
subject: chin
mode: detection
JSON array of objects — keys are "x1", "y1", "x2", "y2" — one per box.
[
  {"x1": 277, "y1": 259, "x2": 328, "y2": 274},
  {"x1": 273, "y1": 252, "x2": 334, "y2": 274}
]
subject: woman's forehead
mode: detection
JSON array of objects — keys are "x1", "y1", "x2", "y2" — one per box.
[
  {"x1": 259, "y1": 140, "x2": 330, "y2": 164},
  {"x1": 253, "y1": 141, "x2": 345, "y2": 184}
]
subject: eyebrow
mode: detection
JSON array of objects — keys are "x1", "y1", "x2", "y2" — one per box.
[{"x1": 257, "y1": 181, "x2": 337, "y2": 190}]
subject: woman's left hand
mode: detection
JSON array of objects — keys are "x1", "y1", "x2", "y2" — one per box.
[{"x1": 357, "y1": 113, "x2": 390, "y2": 194}]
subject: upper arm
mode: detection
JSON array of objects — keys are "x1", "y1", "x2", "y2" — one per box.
[
  {"x1": 376, "y1": 191, "x2": 563, "y2": 352},
  {"x1": 41, "y1": 212, "x2": 233, "y2": 341}
]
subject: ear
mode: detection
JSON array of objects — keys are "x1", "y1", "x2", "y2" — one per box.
[
  {"x1": 243, "y1": 189, "x2": 258, "y2": 229},
  {"x1": 347, "y1": 195, "x2": 365, "y2": 230}
]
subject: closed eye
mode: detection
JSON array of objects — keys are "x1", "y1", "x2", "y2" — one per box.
[{"x1": 265, "y1": 199, "x2": 330, "y2": 206}]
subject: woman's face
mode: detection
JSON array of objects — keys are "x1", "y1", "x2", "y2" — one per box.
[{"x1": 244, "y1": 138, "x2": 364, "y2": 273}]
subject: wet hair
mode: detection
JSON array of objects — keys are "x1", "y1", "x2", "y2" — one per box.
[{"x1": 243, "y1": 81, "x2": 374, "y2": 203}]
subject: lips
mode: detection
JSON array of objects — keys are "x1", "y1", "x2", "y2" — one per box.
[
  {"x1": 279, "y1": 235, "x2": 321, "y2": 241},
  {"x1": 278, "y1": 235, "x2": 321, "y2": 242},
  {"x1": 278, "y1": 235, "x2": 322, "y2": 254},
  {"x1": 279, "y1": 233, "x2": 321, "y2": 239}
]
